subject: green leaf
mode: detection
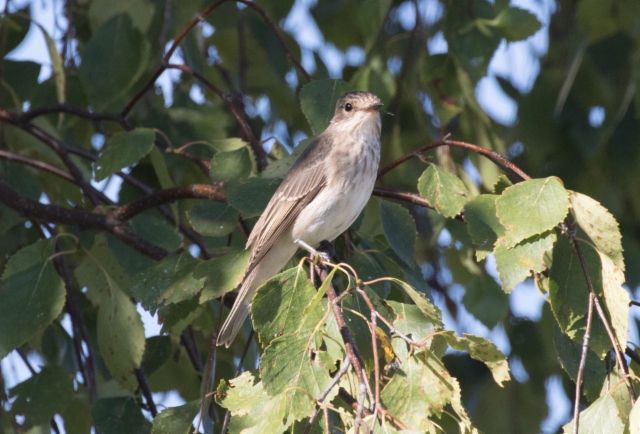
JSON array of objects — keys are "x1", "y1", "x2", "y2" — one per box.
[
  {"x1": 462, "y1": 274, "x2": 509, "y2": 328},
  {"x1": 381, "y1": 351, "x2": 454, "y2": 427},
  {"x1": 417, "y1": 165, "x2": 470, "y2": 218},
  {"x1": 570, "y1": 191, "x2": 625, "y2": 271},
  {"x1": 79, "y1": 13, "x2": 150, "y2": 109},
  {"x1": 260, "y1": 333, "x2": 336, "y2": 419},
  {"x1": 34, "y1": 22, "x2": 65, "y2": 104},
  {"x1": 299, "y1": 79, "x2": 352, "y2": 135},
  {"x1": 210, "y1": 147, "x2": 252, "y2": 183},
  {"x1": 187, "y1": 202, "x2": 239, "y2": 238},
  {"x1": 10, "y1": 366, "x2": 73, "y2": 428},
  {"x1": 494, "y1": 230, "x2": 556, "y2": 293},
  {"x1": 630, "y1": 399, "x2": 640, "y2": 433},
  {"x1": 440, "y1": 331, "x2": 510, "y2": 386},
  {"x1": 151, "y1": 400, "x2": 199, "y2": 434},
  {"x1": 357, "y1": 0, "x2": 392, "y2": 51},
  {"x1": 598, "y1": 252, "x2": 629, "y2": 349},
  {"x1": 548, "y1": 236, "x2": 611, "y2": 357},
  {"x1": 496, "y1": 177, "x2": 569, "y2": 248},
  {"x1": 252, "y1": 267, "x2": 324, "y2": 347},
  {"x1": 0, "y1": 239, "x2": 65, "y2": 359},
  {"x1": 227, "y1": 177, "x2": 282, "y2": 218},
  {"x1": 130, "y1": 213, "x2": 180, "y2": 252},
  {"x1": 131, "y1": 253, "x2": 204, "y2": 314},
  {"x1": 379, "y1": 201, "x2": 417, "y2": 267},
  {"x1": 463, "y1": 194, "x2": 505, "y2": 261},
  {"x1": 75, "y1": 234, "x2": 145, "y2": 390},
  {"x1": 350, "y1": 252, "x2": 390, "y2": 298},
  {"x1": 141, "y1": 336, "x2": 172, "y2": 377},
  {"x1": 562, "y1": 394, "x2": 624, "y2": 434},
  {"x1": 149, "y1": 147, "x2": 174, "y2": 190},
  {"x1": 387, "y1": 278, "x2": 443, "y2": 327},
  {"x1": 95, "y1": 128, "x2": 156, "y2": 181},
  {"x1": 216, "y1": 371, "x2": 292, "y2": 434},
  {"x1": 88, "y1": 0, "x2": 155, "y2": 33},
  {"x1": 194, "y1": 249, "x2": 251, "y2": 303},
  {"x1": 491, "y1": 7, "x2": 542, "y2": 42},
  {"x1": 92, "y1": 397, "x2": 151, "y2": 434},
  {"x1": 554, "y1": 325, "x2": 606, "y2": 402},
  {"x1": 493, "y1": 174, "x2": 513, "y2": 194},
  {"x1": 387, "y1": 301, "x2": 438, "y2": 342}
]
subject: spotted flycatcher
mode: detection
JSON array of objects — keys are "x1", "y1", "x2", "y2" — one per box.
[{"x1": 217, "y1": 91, "x2": 382, "y2": 347}]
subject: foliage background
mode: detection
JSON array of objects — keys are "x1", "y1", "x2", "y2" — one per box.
[{"x1": 1, "y1": 0, "x2": 640, "y2": 433}]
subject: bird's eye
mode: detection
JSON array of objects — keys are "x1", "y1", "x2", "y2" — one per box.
[{"x1": 345, "y1": 103, "x2": 353, "y2": 112}]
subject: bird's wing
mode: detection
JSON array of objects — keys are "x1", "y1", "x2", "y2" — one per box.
[{"x1": 244, "y1": 136, "x2": 331, "y2": 276}]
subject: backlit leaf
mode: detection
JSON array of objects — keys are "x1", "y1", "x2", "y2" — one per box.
[{"x1": 418, "y1": 165, "x2": 470, "y2": 218}]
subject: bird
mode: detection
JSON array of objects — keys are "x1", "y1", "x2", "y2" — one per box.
[{"x1": 217, "y1": 91, "x2": 383, "y2": 347}]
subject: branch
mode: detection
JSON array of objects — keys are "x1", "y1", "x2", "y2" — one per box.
[
  {"x1": 304, "y1": 356, "x2": 351, "y2": 434},
  {"x1": 377, "y1": 139, "x2": 531, "y2": 183},
  {"x1": 572, "y1": 238, "x2": 636, "y2": 403},
  {"x1": 121, "y1": 0, "x2": 310, "y2": 118},
  {"x1": 18, "y1": 103, "x2": 127, "y2": 127},
  {"x1": 0, "y1": 150, "x2": 74, "y2": 182},
  {"x1": 317, "y1": 265, "x2": 369, "y2": 433},
  {"x1": 109, "y1": 184, "x2": 226, "y2": 223},
  {"x1": 372, "y1": 187, "x2": 433, "y2": 210},
  {"x1": 134, "y1": 367, "x2": 158, "y2": 417},
  {"x1": 573, "y1": 291, "x2": 594, "y2": 434},
  {"x1": 164, "y1": 63, "x2": 267, "y2": 171},
  {"x1": 0, "y1": 180, "x2": 168, "y2": 260}
]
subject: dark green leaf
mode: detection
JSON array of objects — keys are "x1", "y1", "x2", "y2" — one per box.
[
  {"x1": 187, "y1": 202, "x2": 239, "y2": 238},
  {"x1": 92, "y1": 397, "x2": 151, "y2": 434},
  {"x1": 194, "y1": 249, "x2": 251, "y2": 303},
  {"x1": 95, "y1": 129, "x2": 156, "y2": 181},
  {"x1": 299, "y1": 79, "x2": 352, "y2": 135},
  {"x1": 491, "y1": 7, "x2": 542, "y2": 42},
  {"x1": 79, "y1": 13, "x2": 150, "y2": 109},
  {"x1": 379, "y1": 200, "x2": 417, "y2": 267},
  {"x1": 75, "y1": 234, "x2": 145, "y2": 390},
  {"x1": 210, "y1": 147, "x2": 252, "y2": 183},
  {"x1": 151, "y1": 400, "x2": 199, "y2": 434},
  {"x1": 462, "y1": 274, "x2": 509, "y2": 328},
  {"x1": 131, "y1": 253, "x2": 204, "y2": 314},
  {"x1": 463, "y1": 194, "x2": 504, "y2": 261},
  {"x1": 227, "y1": 177, "x2": 282, "y2": 218},
  {"x1": 141, "y1": 336, "x2": 172, "y2": 377},
  {"x1": 10, "y1": 366, "x2": 73, "y2": 428},
  {"x1": 0, "y1": 239, "x2": 65, "y2": 359}
]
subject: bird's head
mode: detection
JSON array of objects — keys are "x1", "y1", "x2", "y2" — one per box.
[{"x1": 331, "y1": 91, "x2": 383, "y2": 128}]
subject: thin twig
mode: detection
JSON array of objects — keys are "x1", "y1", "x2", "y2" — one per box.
[
  {"x1": 0, "y1": 150, "x2": 74, "y2": 182},
  {"x1": 134, "y1": 368, "x2": 158, "y2": 417},
  {"x1": 317, "y1": 265, "x2": 368, "y2": 433},
  {"x1": 304, "y1": 356, "x2": 351, "y2": 434},
  {"x1": 572, "y1": 238, "x2": 636, "y2": 403},
  {"x1": 377, "y1": 138, "x2": 531, "y2": 182},
  {"x1": 573, "y1": 291, "x2": 594, "y2": 434}
]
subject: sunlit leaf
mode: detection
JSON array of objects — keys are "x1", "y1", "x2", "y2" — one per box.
[
  {"x1": 418, "y1": 165, "x2": 470, "y2": 218},
  {"x1": 496, "y1": 177, "x2": 569, "y2": 248}
]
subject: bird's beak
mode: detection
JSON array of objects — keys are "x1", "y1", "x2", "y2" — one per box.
[{"x1": 367, "y1": 103, "x2": 383, "y2": 112}]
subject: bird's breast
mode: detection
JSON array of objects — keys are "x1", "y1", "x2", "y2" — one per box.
[{"x1": 291, "y1": 132, "x2": 380, "y2": 246}]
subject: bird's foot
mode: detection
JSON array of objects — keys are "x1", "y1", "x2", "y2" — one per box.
[{"x1": 294, "y1": 239, "x2": 332, "y2": 264}]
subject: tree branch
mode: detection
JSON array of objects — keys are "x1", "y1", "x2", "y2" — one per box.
[
  {"x1": 377, "y1": 138, "x2": 531, "y2": 183},
  {"x1": 134, "y1": 367, "x2": 158, "y2": 417},
  {"x1": 0, "y1": 180, "x2": 168, "y2": 260},
  {"x1": 18, "y1": 103, "x2": 127, "y2": 127},
  {"x1": 0, "y1": 150, "x2": 74, "y2": 182},
  {"x1": 573, "y1": 291, "x2": 594, "y2": 434}
]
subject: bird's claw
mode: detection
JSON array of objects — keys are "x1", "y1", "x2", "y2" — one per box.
[{"x1": 294, "y1": 239, "x2": 332, "y2": 264}]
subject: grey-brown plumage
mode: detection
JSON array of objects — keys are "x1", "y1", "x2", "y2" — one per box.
[{"x1": 217, "y1": 91, "x2": 382, "y2": 347}]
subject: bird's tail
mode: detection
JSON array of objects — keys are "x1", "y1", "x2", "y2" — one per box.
[{"x1": 217, "y1": 268, "x2": 258, "y2": 347}]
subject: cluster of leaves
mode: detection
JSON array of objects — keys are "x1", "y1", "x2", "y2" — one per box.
[{"x1": 2, "y1": 0, "x2": 640, "y2": 433}]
